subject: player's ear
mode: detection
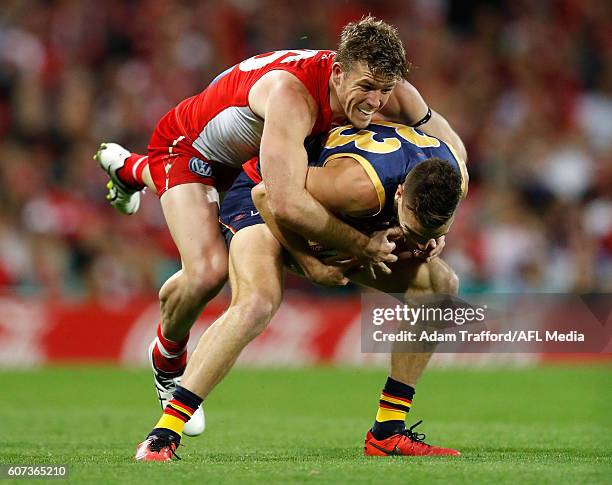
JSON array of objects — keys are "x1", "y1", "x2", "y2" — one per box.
[
  {"x1": 331, "y1": 62, "x2": 344, "y2": 85},
  {"x1": 395, "y1": 184, "x2": 403, "y2": 201}
]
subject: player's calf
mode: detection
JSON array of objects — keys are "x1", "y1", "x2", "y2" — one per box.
[
  {"x1": 365, "y1": 259, "x2": 461, "y2": 457},
  {"x1": 147, "y1": 258, "x2": 227, "y2": 438},
  {"x1": 158, "y1": 263, "x2": 228, "y2": 340}
]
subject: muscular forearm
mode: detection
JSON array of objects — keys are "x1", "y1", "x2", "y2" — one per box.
[
  {"x1": 252, "y1": 184, "x2": 320, "y2": 269},
  {"x1": 253, "y1": 184, "x2": 353, "y2": 287},
  {"x1": 264, "y1": 185, "x2": 371, "y2": 258}
]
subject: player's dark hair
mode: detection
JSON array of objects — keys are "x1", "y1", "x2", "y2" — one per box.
[
  {"x1": 336, "y1": 15, "x2": 409, "y2": 80},
  {"x1": 402, "y1": 158, "x2": 462, "y2": 228}
]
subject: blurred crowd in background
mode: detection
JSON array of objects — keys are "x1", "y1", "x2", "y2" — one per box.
[{"x1": 0, "y1": 0, "x2": 610, "y2": 300}]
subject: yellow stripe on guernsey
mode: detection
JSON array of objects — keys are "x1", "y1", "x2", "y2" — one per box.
[
  {"x1": 445, "y1": 143, "x2": 469, "y2": 198},
  {"x1": 155, "y1": 414, "x2": 186, "y2": 435},
  {"x1": 323, "y1": 152, "x2": 385, "y2": 215},
  {"x1": 376, "y1": 406, "x2": 407, "y2": 422},
  {"x1": 375, "y1": 120, "x2": 469, "y2": 197}
]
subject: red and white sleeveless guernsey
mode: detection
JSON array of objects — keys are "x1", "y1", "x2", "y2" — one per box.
[{"x1": 147, "y1": 49, "x2": 336, "y2": 196}]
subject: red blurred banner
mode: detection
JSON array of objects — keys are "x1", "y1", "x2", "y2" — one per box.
[{"x1": 1, "y1": 294, "x2": 609, "y2": 366}]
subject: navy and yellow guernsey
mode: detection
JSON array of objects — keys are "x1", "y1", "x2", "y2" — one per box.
[
  {"x1": 219, "y1": 121, "x2": 468, "y2": 242},
  {"x1": 316, "y1": 121, "x2": 467, "y2": 229}
]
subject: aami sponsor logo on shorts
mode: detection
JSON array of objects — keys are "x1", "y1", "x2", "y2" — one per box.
[{"x1": 189, "y1": 157, "x2": 213, "y2": 177}]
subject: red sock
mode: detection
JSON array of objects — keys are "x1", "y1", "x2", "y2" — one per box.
[
  {"x1": 117, "y1": 153, "x2": 147, "y2": 190},
  {"x1": 152, "y1": 324, "x2": 189, "y2": 373}
]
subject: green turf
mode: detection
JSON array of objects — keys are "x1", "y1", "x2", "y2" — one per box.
[{"x1": 1, "y1": 365, "x2": 610, "y2": 484}]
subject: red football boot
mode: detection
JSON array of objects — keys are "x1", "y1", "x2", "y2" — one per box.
[
  {"x1": 364, "y1": 420, "x2": 460, "y2": 456},
  {"x1": 135, "y1": 434, "x2": 181, "y2": 462}
]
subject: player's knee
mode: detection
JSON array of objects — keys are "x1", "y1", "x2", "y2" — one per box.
[
  {"x1": 232, "y1": 292, "x2": 281, "y2": 340},
  {"x1": 179, "y1": 259, "x2": 228, "y2": 303},
  {"x1": 430, "y1": 259, "x2": 459, "y2": 296},
  {"x1": 447, "y1": 270, "x2": 459, "y2": 296}
]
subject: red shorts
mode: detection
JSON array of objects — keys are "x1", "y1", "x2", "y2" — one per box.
[{"x1": 148, "y1": 108, "x2": 240, "y2": 197}]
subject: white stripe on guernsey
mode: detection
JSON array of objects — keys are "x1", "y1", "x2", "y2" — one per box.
[
  {"x1": 192, "y1": 106, "x2": 263, "y2": 168},
  {"x1": 155, "y1": 337, "x2": 184, "y2": 358},
  {"x1": 131, "y1": 156, "x2": 147, "y2": 181}
]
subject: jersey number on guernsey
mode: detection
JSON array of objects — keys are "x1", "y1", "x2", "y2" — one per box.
[
  {"x1": 325, "y1": 122, "x2": 441, "y2": 154},
  {"x1": 238, "y1": 50, "x2": 321, "y2": 71}
]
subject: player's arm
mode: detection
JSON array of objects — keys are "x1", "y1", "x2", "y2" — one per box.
[
  {"x1": 253, "y1": 160, "x2": 391, "y2": 284},
  {"x1": 258, "y1": 79, "x2": 396, "y2": 265},
  {"x1": 251, "y1": 182, "x2": 352, "y2": 287},
  {"x1": 304, "y1": 159, "x2": 380, "y2": 216},
  {"x1": 378, "y1": 80, "x2": 467, "y2": 163}
]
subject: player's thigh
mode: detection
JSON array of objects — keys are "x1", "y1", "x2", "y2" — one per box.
[
  {"x1": 160, "y1": 182, "x2": 227, "y2": 274},
  {"x1": 350, "y1": 258, "x2": 455, "y2": 295},
  {"x1": 227, "y1": 224, "x2": 284, "y2": 307}
]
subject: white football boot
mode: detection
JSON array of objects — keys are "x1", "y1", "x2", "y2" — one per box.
[
  {"x1": 93, "y1": 142, "x2": 141, "y2": 215},
  {"x1": 148, "y1": 341, "x2": 206, "y2": 437}
]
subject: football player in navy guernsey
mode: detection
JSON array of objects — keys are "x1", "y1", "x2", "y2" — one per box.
[{"x1": 135, "y1": 120, "x2": 468, "y2": 460}]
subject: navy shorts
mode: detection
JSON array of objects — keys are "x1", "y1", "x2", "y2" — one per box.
[{"x1": 219, "y1": 172, "x2": 264, "y2": 245}]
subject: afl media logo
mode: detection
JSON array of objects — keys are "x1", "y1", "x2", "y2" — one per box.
[{"x1": 189, "y1": 157, "x2": 213, "y2": 177}]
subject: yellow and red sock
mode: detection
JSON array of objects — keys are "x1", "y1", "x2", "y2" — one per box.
[
  {"x1": 153, "y1": 386, "x2": 203, "y2": 437},
  {"x1": 371, "y1": 377, "x2": 415, "y2": 440},
  {"x1": 152, "y1": 324, "x2": 188, "y2": 373}
]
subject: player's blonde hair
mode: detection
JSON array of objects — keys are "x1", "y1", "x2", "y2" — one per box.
[{"x1": 335, "y1": 15, "x2": 410, "y2": 80}]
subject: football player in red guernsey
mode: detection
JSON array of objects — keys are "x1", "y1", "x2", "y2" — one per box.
[{"x1": 95, "y1": 16, "x2": 466, "y2": 442}]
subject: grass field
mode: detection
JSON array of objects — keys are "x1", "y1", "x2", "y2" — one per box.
[{"x1": 1, "y1": 365, "x2": 610, "y2": 484}]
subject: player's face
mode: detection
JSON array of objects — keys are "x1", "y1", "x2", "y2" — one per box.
[
  {"x1": 397, "y1": 203, "x2": 454, "y2": 252},
  {"x1": 332, "y1": 62, "x2": 396, "y2": 129}
]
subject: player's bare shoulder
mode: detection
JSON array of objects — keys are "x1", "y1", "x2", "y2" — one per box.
[
  {"x1": 249, "y1": 70, "x2": 318, "y2": 122},
  {"x1": 307, "y1": 157, "x2": 380, "y2": 216}
]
